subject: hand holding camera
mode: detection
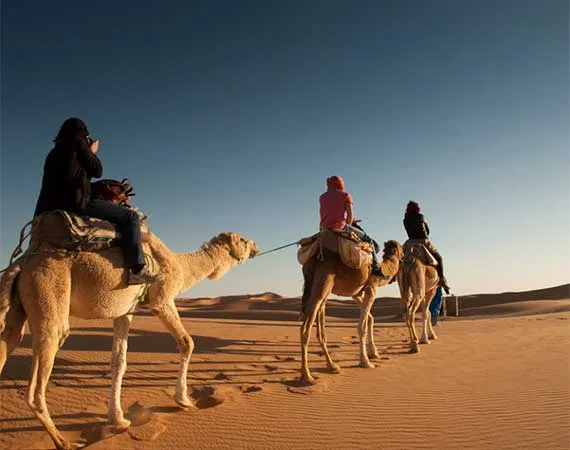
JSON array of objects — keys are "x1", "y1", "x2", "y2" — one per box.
[{"x1": 88, "y1": 137, "x2": 100, "y2": 154}]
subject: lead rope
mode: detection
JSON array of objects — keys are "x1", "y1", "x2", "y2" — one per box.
[{"x1": 252, "y1": 240, "x2": 300, "y2": 258}]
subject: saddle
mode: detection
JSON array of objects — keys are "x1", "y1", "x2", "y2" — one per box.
[
  {"x1": 297, "y1": 229, "x2": 374, "y2": 270},
  {"x1": 402, "y1": 239, "x2": 438, "y2": 266},
  {"x1": 28, "y1": 209, "x2": 148, "y2": 254}
]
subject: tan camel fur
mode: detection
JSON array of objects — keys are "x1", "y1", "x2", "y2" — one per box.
[
  {"x1": 299, "y1": 240, "x2": 403, "y2": 384},
  {"x1": 0, "y1": 231, "x2": 259, "y2": 450},
  {"x1": 397, "y1": 243, "x2": 440, "y2": 353}
]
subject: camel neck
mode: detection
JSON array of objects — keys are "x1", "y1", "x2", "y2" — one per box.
[
  {"x1": 379, "y1": 254, "x2": 400, "y2": 278},
  {"x1": 175, "y1": 249, "x2": 216, "y2": 291}
]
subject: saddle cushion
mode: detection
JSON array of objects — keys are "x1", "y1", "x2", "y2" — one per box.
[
  {"x1": 297, "y1": 229, "x2": 373, "y2": 269},
  {"x1": 403, "y1": 239, "x2": 438, "y2": 266},
  {"x1": 29, "y1": 210, "x2": 147, "y2": 252}
]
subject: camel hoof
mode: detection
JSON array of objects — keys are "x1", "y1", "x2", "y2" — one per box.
[
  {"x1": 300, "y1": 375, "x2": 317, "y2": 385},
  {"x1": 328, "y1": 364, "x2": 341, "y2": 374},
  {"x1": 429, "y1": 334, "x2": 438, "y2": 340},
  {"x1": 360, "y1": 360, "x2": 375, "y2": 369},
  {"x1": 409, "y1": 342, "x2": 420, "y2": 353},
  {"x1": 174, "y1": 394, "x2": 194, "y2": 408},
  {"x1": 59, "y1": 441, "x2": 84, "y2": 450},
  {"x1": 108, "y1": 417, "x2": 131, "y2": 432},
  {"x1": 420, "y1": 338, "x2": 431, "y2": 345}
]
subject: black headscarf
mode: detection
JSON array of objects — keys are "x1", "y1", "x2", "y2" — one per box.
[{"x1": 54, "y1": 117, "x2": 89, "y2": 143}]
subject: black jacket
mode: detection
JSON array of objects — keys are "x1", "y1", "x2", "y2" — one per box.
[
  {"x1": 403, "y1": 212, "x2": 430, "y2": 240},
  {"x1": 34, "y1": 136, "x2": 103, "y2": 216}
]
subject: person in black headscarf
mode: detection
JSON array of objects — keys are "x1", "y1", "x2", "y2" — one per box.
[
  {"x1": 403, "y1": 201, "x2": 450, "y2": 294},
  {"x1": 34, "y1": 118, "x2": 102, "y2": 216},
  {"x1": 34, "y1": 117, "x2": 159, "y2": 285}
]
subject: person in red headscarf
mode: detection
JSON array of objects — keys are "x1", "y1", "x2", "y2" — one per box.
[
  {"x1": 403, "y1": 201, "x2": 450, "y2": 293},
  {"x1": 319, "y1": 176, "x2": 387, "y2": 278}
]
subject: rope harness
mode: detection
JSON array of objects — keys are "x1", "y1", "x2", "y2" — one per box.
[{"x1": 252, "y1": 240, "x2": 300, "y2": 258}]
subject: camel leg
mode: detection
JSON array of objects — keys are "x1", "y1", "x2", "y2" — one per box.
[
  {"x1": 421, "y1": 287, "x2": 438, "y2": 344},
  {"x1": 300, "y1": 276, "x2": 333, "y2": 384},
  {"x1": 426, "y1": 288, "x2": 438, "y2": 341},
  {"x1": 366, "y1": 312, "x2": 380, "y2": 360},
  {"x1": 359, "y1": 292, "x2": 376, "y2": 368},
  {"x1": 152, "y1": 302, "x2": 194, "y2": 407},
  {"x1": 406, "y1": 294, "x2": 422, "y2": 353},
  {"x1": 420, "y1": 305, "x2": 431, "y2": 345},
  {"x1": 427, "y1": 312, "x2": 438, "y2": 341},
  {"x1": 27, "y1": 328, "x2": 77, "y2": 450},
  {"x1": 316, "y1": 305, "x2": 340, "y2": 374},
  {"x1": 0, "y1": 301, "x2": 27, "y2": 374},
  {"x1": 108, "y1": 314, "x2": 133, "y2": 429}
]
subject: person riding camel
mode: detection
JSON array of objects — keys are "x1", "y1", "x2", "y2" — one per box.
[
  {"x1": 319, "y1": 175, "x2": 387, "y2": 278},
  {"x1": 403, "y1": 200, "x2": 451, "y2": 294},
  {"x1": 34, "y1": 117, "x2": 159, "y2": 285}
]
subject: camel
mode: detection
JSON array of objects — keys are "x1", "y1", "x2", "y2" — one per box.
[
  {"x1": 396, "y1": 240, "x2": 440, "y2": 353},
  {"x1": 0, "y1": 229, "x2": 259, "y2": 450},
  {"x1": 299, "y1": 238, "x2": 403, "y2": 384}
]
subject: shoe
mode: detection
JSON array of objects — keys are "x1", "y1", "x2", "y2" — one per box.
[
  {"x1": 439, "y1": 277, "x2": 451, "y2": 295},
  {"x1": 128, "y1": 266, "x2": 160, "y2": 285}
]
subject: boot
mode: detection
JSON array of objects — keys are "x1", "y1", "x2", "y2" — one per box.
[
  {"x1": 439, "y1": 276, "x2": 451, "y2": 295},
  {"x1": 128, "y1": 266, "x2": 161, "y2": 285}
]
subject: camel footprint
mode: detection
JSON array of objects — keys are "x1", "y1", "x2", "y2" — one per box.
[{"x1": 191, "y1": 385, "x2": 228, "y2": 409}]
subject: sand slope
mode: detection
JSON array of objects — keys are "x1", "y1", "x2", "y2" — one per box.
[{"x1": 1, "y1": 285, "x2": 569, "y2": 450}]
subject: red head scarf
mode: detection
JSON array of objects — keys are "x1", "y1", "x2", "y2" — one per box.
[
  {"x1": 326, "y1": 175, "x2": 345, "y2": 191},
  {"x1": 406, "y1": 201, "x2": 420, "y2": 214}
]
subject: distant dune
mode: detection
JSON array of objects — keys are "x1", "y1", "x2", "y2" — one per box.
[
  {"x1": 174, "y1": 283, "x2": 570, "y2": 321},
  {"x1": 1, "y1": 283, "x2": 569, "y2": 450}
]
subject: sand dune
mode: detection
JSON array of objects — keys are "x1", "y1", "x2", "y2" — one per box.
[{"x1": 1, "y1": 284, "x2": 569, "y2": 449}]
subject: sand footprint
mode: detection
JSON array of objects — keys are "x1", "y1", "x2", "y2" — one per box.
[
  {"x1": 274, "y1": 355, "x2": 296, "y2": 362},
  {"x1": 214, "y1": 372, "x2": 232, "y2": 381},
  {"x1": 240, "y1": 384, "x2": 263, "y2": 393},
  {"x1": 191, "y1": 385, "x2": 226, "y2": 409},
  {"x1": 285, "y1": 379, "x2": 329, "y2": 395}
]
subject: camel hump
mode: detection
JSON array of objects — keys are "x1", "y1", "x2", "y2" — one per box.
[
  {"x1": 297, "y1": 229, "x2": 373, "y2": 269},
  {"x1": 28, "y1": 210, "x2": 148, "y2": 252},
  {"x1": 403, "y1": 239, "x2": 438, "y2": 266}
]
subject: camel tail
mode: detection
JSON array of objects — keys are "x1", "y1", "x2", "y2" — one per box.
[
  {"x1": 0, "y1": 264, "x2": 22, "y2": 334},
  {"x1": 0, "y1": 263, "x2": 26, "y2": 375},
  {"x1": 301, "y1": 256, "x2": 318, "y2": 314}
]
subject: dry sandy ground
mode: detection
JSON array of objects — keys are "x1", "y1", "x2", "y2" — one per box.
[{"x1": 1, "y1": 286, "x2": 569, "y2": 450}]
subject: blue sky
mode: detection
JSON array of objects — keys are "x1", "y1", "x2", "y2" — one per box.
[{"x1": 1, "y1": 0, "x2": 568, "y2": 298}]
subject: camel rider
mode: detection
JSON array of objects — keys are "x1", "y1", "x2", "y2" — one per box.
[
  {"x1": 34, "y1": 117, "x2": 159, "y2": 285},
  {"x1": 319, "y1": 176, "x2": 388, "y2": 279},
  {"x1": 403, "y1": 201, "x2": 450, "y2": 294}
]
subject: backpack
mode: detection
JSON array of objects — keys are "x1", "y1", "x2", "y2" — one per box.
[{"x1": 90, "y1": 178, "x2": 135, "y2": 206}]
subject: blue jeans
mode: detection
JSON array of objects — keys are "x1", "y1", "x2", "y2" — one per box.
[
  {"x1": 344, "y1": 224, "x2": 379, "y2": 267},
  {"x1": 84, "y1": 199, "x2": 145, "y2": 269},
  {"x1": 429, "y1": 286, "x2": 444, "y2": 324}
]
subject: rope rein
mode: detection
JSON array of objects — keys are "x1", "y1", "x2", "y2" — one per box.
[{"x1": 253, "y1": 240, "x2": 300, "y2": 258}]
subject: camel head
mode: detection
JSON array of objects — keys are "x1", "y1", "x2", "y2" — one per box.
[
  {"x1": 382, "y1": 240, "x2": 403, "y2": 261},
  {"x1": 206, "y1": 232, "x2": 259, "y2": 279}
]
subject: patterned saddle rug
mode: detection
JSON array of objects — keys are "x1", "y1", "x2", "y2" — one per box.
[
  {"x1": 402, "y1": 239, "x2": 438, "y2": 266},
  {"x1": 28, "y1": 209, "x2": 148, "y2": 253},
  {"x1": 297, "y1": 228, "x2": 374, "y2": 270}
]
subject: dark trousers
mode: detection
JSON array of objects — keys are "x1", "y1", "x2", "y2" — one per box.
[
  {"x1": 85, "y1": 199, "x2": 145, "y2": 269},
  {"x1": 424, "y1": 240, "x2": 445, "y2": 280}
]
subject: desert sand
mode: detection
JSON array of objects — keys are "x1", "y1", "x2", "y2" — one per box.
[{"x1": 1, "y1": 284, "x2": 569, "y2": 450}]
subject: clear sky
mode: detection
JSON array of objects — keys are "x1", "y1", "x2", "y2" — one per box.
[{"x1": 1, "y1": 0, "x2": 568, "y2": 298}]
